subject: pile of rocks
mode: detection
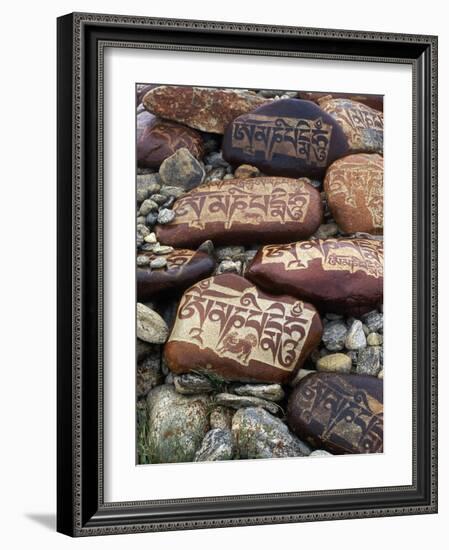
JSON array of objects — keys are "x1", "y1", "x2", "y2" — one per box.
[{"x1": 135, "y1": 84, "x2": 384, "y2": 464}]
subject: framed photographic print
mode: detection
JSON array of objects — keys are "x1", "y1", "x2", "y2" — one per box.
[{"x1": 57, "y1": 12, "x2": 438, "y2": 536}]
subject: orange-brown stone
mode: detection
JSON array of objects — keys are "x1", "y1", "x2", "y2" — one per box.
[
  {"x1": 155, "y1": 177, "x2": 323, "y2": 248},
  {"x1": 324, "y1": 153, "x2": 383, "y2": 234},
  {"x1": 164, "y1": 274, "x2": 322, "y2": 383},
  {"x1": 142, "y1": 86, "x2": 269, "y2": 134},
  {"x1": 246, "y1": 238, "x2": 383, "y2": 316}
]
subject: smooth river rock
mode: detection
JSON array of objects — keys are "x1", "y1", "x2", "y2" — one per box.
[
  {"x1": 136, "y1": 303, "x2": 169, "y2": 344},
  {"x1": 146, "y1": 385, "x2": 210, "y2": 463},
  {"x1": 164, "y1": 274, "x2": 322, "y2": 383},
  {"x1": 194, "y1": 428, "x2": 234, "y2": 462},
  {"x1": 246, "y1": 238, "x2": 383, "y2": 316},
  {"x1": 324, "y1": 153, "x2": 383, "y2": 235},
  {"x1": 222, "y1": 99, "x2": 349, "y2": 179},
  {"x1": 137, "y1": 248, "x2": 215, "y2": 301},
  {"x1": 155, "y1": 177, "x2": 323, "y2": 248},
  {"x1": 232, "y1": 407, "x2": 311, "y2": 459},
  {"x1": 142, "y1": 86, "x2": 268, "y2": 133},
  {"x1": 137, "y1": 112, "x2": 204, "y2": 168},
  {"x1": 318, "y1": 98, "x2": 383, "y2": 154},
  {"x1": 232, "y1": 383, "x2": 285, "y2": 402},
  {"x1": 214, "y1": 393, "x2": 280, "y2": 415},
  {"x1": 287, "y1": 372, "x2": 383, "y2": 454}
]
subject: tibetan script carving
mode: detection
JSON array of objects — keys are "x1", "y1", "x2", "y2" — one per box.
[
  {"x1": 171, "y1": 178, "x2": 312, "y2": 230},
  {"x1": 288, "y1": 373, "x2": 383, "y2": 454},
  {"x1": 230, "y1": 114, "x2": 333, "y2": 164},
  {"x1": 324, "y1": 153, "x2": 383, "y2": 232},
  {"x1": 169, "y1": 276, "x2": 316, "y2": 372},
  {"x1": 261, "y1": 238, "x2": 383, "y2": 278}
]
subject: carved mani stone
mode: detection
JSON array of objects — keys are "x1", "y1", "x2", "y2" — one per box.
[
  {"x1": 142, "y1": 86, "x2": 269, "y2": 134},
  {"x1": 137, "y1": 248, "x2": 216, "y2": 301},
  {"x1": 297, "y1": 91, "x2": 384, "y2": 113},
  {"x1": 137, "y1": 111, "x2": 204, "y2": 168},
  {"x1": 287, "y1": 372, "x2": 383, "y2": 454},
  {"x1": 245, "y1": 238, "x2": 383, "y2": 317},
  {"x1": 324, "y1": 153, "x2": 383, "y2": 235},
  {"x1": 318, "y1": 98, "x2": 383, "y2": 154},
  {"x1": 155, "y1": 177, "x2": 323, "y2": 248},
  {"x1": 222, "y1": 99, "x2": 349, "y2": 178},
  {"x1": 164, "y1": 274, "x2": 322, "y2": 384}
]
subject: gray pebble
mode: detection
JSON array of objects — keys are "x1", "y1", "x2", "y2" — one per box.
[
  {"x1": 356, "y1": 346, "x2": 382, "y2": 376},
  {"x1": 322, "y1": 320, "x2": 348, "y2": 351},
  {"x1": 137, "y1": 255, "x2": 151, "y2": 266},
  {"x1": 362, "y1": 310, "x2": 383, "y2": 333},
  {"x1": 232, "y1": 383, "x2": 285, "y2": 402},
  {"x1": 157, "y1": 208, "x2": 175, "y2": 225},
  {"x1": 173, "y1": 373, "x2": 215, "y2": 395},
  {"x1": 150, "y1": 257, "x2": 167, "y2": 269},
  {"x1": 145, "y1": 212, "x2": 158, "y2": 226},
  {"x1": 194, "y1": 429, "x2": 234, "y2": 462},
  {"x1": 150, "y1": 193, "x2": 167, "y2": 205},
  {"x1": 139, "y1": 199, "x2": 158, "y2": 216},
  {"x1": 216, "y1": 260, "x2": 242, "y2": 275},
  {"x1": 345, "y1": 320, "x2": 367, "y2": 350},
  {"x1": 215, "y1": 393, "x2": 280, "y2": 415}
]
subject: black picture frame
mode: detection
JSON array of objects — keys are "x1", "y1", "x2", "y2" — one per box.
[{"x1": 57, "y1": 12, "x2": 438, "y2": 537}]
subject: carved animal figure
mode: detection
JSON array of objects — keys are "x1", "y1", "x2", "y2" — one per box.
[{"x1": 217, "y1": 332, "x2": 258, "y2": 363}]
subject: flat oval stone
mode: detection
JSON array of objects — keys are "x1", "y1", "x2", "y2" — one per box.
[
  {"x1": 143, "y1": 86, "x2": 268, "y2": 134},
  {"x1": 297, "y1": 91, "x2": 383, "y2": 112},
  {"x1": 137, "y1": 111, "x2": 204, "y2": 168},
  {"x1": 318, "y1": 98, "x2": 383, "y2": 154},
  {"x1": 246, "y1": 238, "x2": 383, "y2": 316},
  {"x1": 324, "y1": 153, "x2": 383, "y2": 234},
  {"x1": 155, "y1": 177, "x2": 323, "y2": 248},
  {"x1": 222, "y1": 99, "x2": 349, "y2": 178},
  {"x1": 164, "y1": 274, "x2": 322, "y2": 383},
  {"x1": 137, "y1": 248, "x2": 215, "y2": 301},
  {"x1": 287, "y1": 372, "x2": 383, "y2": 454}
]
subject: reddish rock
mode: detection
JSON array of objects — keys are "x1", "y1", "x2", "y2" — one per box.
[
  {"x1": 137, "y1": 111, "x2": 204, "y2": 168},
  {"x1": 246, "y1": 238, "x2": 383, "y2": 316},
  {"x1": 297, "y1": 91, "x2": 383, "y2": 112},
  {"x1": 324, "y1": 153, "x2": 383, "y2": 234},
  {"x1": 136, "y1": 84, "x2": 157, "y2": 105},
  {"x1": 164, "y1": 274, "x2": 322, "y2": 383},
  {"x1": 287, "y1": 372, "x2": 383, "y2": 454},
  {"x1": 137, "y1": 248, "x2": 215, "y2": 301},
  {"x1": 222, "y1": 99, "x2": 349, "y2": 179},
  {"x1": 142, "y1": 86, "x2": 268, "y2": 134},
  {"x1": 155, "y1": 177, "x2": 323, "y2": 248},
  {"x1": 318, "y1": 98, "x2": 383, "y2": 154}
]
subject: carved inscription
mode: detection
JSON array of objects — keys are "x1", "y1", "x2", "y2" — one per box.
[
  {"x1": 325, "y1": 155, "x2": 383, "y2": 228},
  {"x1": 169, "y1": 278, "x2": 315, "y2": 371},
  {"x1": 320, "y1": 99, "x2": 383, "y2": 151},
  {"x1": 261, "y1": 239, "x2": 383, "y2": 278},
  {"x1": 171, "y1": 179, "x2": 312, "y2": 230},
  {"x1": 231, "y1": 115, "x2": 333, "y2": 165},
  {"x1": 294, "y1": 375, "x2": 383, "y2": 453}
]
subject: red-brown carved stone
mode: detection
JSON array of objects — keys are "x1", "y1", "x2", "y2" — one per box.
[
  {"x1": 164, "y1": 274, "x2": 322, "y2": 383},
  {"x1": 297, "y1": 91, "x2": 383, "y2": 112},
  {"x1": 142, "y1": 86, "x2": 269, "y2": 134},
  {"x1": 222, "y1": 99, "x2": 349, "y2": 178},
  {"x1": 324, "y1": 153, "x2": 383, "y2": 235},
  {"x1": 318, "y1": 98, "x2": 383, "y2": 154},
  {"x1": 137, "y1": 248, "x2": 215, "y2": 301},
  {"x1": 155, "y1": 177, "x2": 323, "y2": 248},
  {"x1": 287, "y1": 372, "x2": 383, "y2": 454},
  {"x1": 137, "y1": 111, "x2": 204, "y2": 168},
  {"x1": 245, "y1": 238, "x2": 383, "y2": 316}
]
